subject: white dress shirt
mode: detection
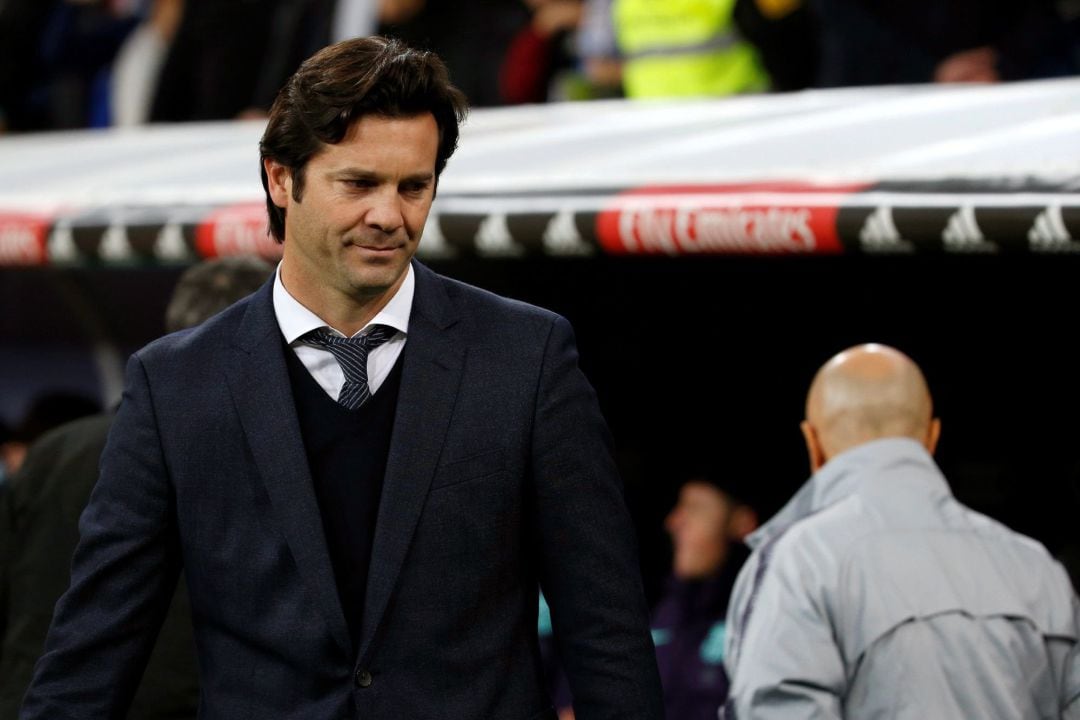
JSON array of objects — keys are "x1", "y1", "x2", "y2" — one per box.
[{"x1": 272, "y1": 263, "x2": 413, "y2": 401}]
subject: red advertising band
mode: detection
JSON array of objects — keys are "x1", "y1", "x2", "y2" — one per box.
[{"x1": 2, "y1": 179, "x2": 1080, "y2": 266}]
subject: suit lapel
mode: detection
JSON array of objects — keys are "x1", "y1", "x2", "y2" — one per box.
[
  {"x1": 358, "y1": 263, "x2": 464, "y2": 663},
  {"x1": 224, "y1": 281, "x2": 352, "y2": 657}
]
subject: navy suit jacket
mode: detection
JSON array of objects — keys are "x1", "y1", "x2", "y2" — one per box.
[{"x1": 22, "y1": 261, "x2": 664, "y2": 720}]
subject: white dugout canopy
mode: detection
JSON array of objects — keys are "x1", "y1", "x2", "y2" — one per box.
[{"x1": 1, "y1": 76, "x2": 1079, "y2": 266}]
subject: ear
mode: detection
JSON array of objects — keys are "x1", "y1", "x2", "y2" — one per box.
[
  {"x1": 801, "y1": 420, "x2": 827, "y2": 473},
  {"x1": 727, "y1": 505, "x2": 758, "y2": 542},
  {"x1": 925, "y1": 417, "x2": 942, "y2": 455},
  {"x1": 264, "y1": 158, "x2": 293, "y2": 209}
]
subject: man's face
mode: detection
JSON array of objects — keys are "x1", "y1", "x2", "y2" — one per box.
[
  {"x1": 665, "y1": 481, "x2": 734, "y2": 580},
  {"x1": 269, "y1": 113, "x2": 439, "y2": 308}
]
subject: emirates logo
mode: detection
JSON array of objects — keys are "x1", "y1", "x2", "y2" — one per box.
[{"x1": 617, "y1": 206, "x2": 817, "y2": 254}]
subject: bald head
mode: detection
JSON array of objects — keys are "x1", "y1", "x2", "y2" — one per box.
[{"x1": 803, "y1": 344, "x2": 938, "y2": 465}]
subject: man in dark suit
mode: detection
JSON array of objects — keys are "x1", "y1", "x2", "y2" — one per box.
[
  {"x1": 1, "y1": 256, "x2": 274, "y2": 719},
  {"x1": 22, "y1": 36, "x2": 663, "y2": 720}
]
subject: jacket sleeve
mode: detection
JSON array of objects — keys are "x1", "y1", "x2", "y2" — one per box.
[
  {"x1": 722, "y1": 537, "x2": 845, "y2": 720},
  {"x1": 20, "y1": 353, "x2": 181, "y2": 719},
  {"x1": 1062, "y1": 594, "x2": 1080, "y2": 719},
  {"x1": 529, "y1": 314, "x2": 664, "y2": 720}
]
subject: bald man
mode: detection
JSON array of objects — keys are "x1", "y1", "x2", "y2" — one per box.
[{"x1": 721, "y1": 344, "x2": 1080, "y2": 719}]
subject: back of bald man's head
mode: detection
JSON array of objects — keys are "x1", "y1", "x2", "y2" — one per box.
[{"x1": 805, "y1": 344, "x2": 935, "y2": 460}]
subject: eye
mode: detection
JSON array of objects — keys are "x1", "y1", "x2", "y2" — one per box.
[
  {"x1": 350, "y1": 178, "x2": 376, "y2": 189},
  {"x1": 401, "y1": 181, "x2": 430, "y2": 196}
]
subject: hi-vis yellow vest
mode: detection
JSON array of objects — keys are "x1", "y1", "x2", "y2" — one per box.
[{"x1": 613, "y1": 0, "x2": 769, "y2": 98}]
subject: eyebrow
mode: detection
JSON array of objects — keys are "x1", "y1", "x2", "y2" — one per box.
[{"x1": 332, "y1": 169, "x2": 435, "y2": 184}]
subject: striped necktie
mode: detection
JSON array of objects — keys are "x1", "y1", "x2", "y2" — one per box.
[{"x1": 301, "y1": 324, "x2": 396, "y2": 410}]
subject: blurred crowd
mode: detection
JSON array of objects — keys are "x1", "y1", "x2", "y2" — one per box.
[{"x1": 2, "y1": 0, "x2": 1080, "y2": 134}]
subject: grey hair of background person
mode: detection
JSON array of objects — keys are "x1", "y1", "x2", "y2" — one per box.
[{"x1": 165, "y1": 256, "x2": 275, "y2": 333}]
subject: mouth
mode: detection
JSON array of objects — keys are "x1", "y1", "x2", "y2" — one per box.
[{"x1": 348, "y1": 240, "x2": 404, "y2": 253}]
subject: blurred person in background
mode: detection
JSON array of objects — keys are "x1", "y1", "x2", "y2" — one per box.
[
  {"x1": 0, "y1": 255, "x2": 274, "y2": 720},
  {"x1": 0, "y1": 0, "x2": 144, "y2": 131},
  {"x1": 0, "y1": 393, "x2": 100, "y2": 481},
  {"x1": 551, "y1": 467, "x2": 764, "y2": 720},
  {"x1": 604, "y1": 0, "x2": 770, "y2": 97},
  {"x1": 733, "y1": 0, "x2": 817, "y2": 91},
  {"x1": 243, "y1": 0, "x2": 432, "y2": 120},
  {"x1": 500, "y1": 0, "x2": 590, "y2": 104},
  {"x1": 723, "y1": 344, "x2": 1080, "y2": 719},
  {"x1": 574, "y1": 0, "x2": 816, "y2": 98},
  {"x1": 381, "y1": 0, "x2": 529, "y2": 106},
  {"x1": 149, "y1": 0, "x2": 287, "y2": 121},
  {"x1": 149, "y1": 0, "x2": 433, "y2": 122},
  {"x1": 808, "y1": 0, "x2": 1078, "y2": 87},
  {"x1": 574, "y1": 0, "x2": 623, "y2": 95},
  {"x1": 109, "y1": 0, "x2": 183, "y2": 126},
  {"x1": 650, "y1": 470, "x2": 760, "y2": 719}
]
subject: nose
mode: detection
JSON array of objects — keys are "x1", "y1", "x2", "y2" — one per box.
[{"x1": 364, "y1": 187, "x2": 404, "y2": 235}]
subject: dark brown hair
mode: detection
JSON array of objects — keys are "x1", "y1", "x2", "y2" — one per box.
[{"x1": 259, "y1": 36, "x2": 469, "y2": 242}]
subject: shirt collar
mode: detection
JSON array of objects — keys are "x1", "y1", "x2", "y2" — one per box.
[
  {"x1": 272, "y1": 261, "x2": 414, "y2": 343},
  {"x1": 746, "y1": 437, "x2": 938, "y2": 550}
]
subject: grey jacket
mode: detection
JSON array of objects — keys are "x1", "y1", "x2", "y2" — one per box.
[{"x1": 723, "y1": 438, "x2": 1080, "y2": 719}]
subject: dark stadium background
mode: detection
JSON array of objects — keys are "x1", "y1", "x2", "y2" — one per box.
[{"x1": 2, "y1": 253, "x2": 1078, "y2": 603}]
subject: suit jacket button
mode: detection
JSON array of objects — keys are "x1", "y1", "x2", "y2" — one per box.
[{"x1": 355, "y1": 669, "x2": 373, "y2": 688}]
